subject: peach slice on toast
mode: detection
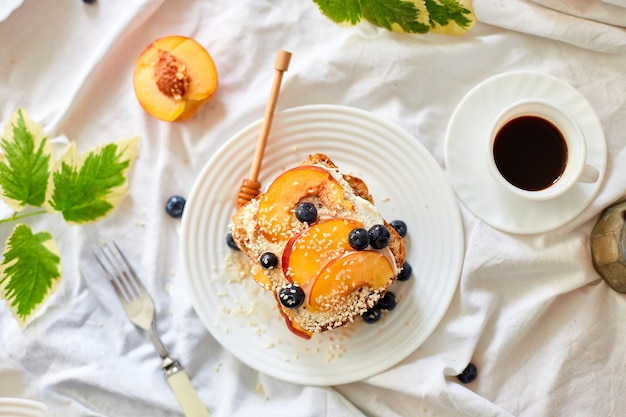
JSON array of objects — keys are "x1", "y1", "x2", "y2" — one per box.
[
  {"x1": 308, "y1": 251, "x2": 395, "y2": 312},
  {"x1": 257, "y1": 166, "x2": 354, "y2": 242},
  {"x1": 282, "y1": 218, "x2": 363, "y2": 287}
]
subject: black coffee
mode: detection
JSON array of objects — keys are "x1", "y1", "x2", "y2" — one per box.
[{"x1": 493, "y1": 116, "x2": 567, "y2": 191}]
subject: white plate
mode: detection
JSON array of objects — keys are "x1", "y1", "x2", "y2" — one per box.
[
  {"x1": 181, "y1": 105, "x2": 464, "y2": 385},
  {"x1": 445, "y1": 71, "x2": 607, "y2": 235},
  {"x1": 0, "y1": 398, "x2": 46, "y2": 417}
]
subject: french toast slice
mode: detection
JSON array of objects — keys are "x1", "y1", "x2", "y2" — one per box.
[{"x1": 231, "y1": 154, "x2": 405, "y2": 338}]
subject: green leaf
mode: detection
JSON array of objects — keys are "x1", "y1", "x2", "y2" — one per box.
[
  {"x1": 312, "y1": 0, "x2": 474, "y2": 34},
  {"x1": 313, "y1": 0, "x2": 364, "y2": 26},
  {"x1": 47, "y1": 136, "x2": 140, "y2": 224},
  {"x1": 425, "y1": 0, "x2": 473, "y2": 30},
  {"x1": 0, "y1": 223, "x2": 61, "y2": 328},
  {"x1": 0, "y1": 109, "x2": 53, "y2": 211},
  {"x1": 362, "y1": 0, "x2": 429, "y2": 33}
]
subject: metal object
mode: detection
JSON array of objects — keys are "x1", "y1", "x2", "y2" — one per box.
[
  {"x1": 590, "y1": 200, "x2": 626, "y2": 293},
  {"x1": 95, "y1": 242, "x2": 211, "y2": 417}
]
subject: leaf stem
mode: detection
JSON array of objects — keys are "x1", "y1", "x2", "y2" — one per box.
[{"x1": 0, "y1": 210, "x2": 47, "y2": 224}]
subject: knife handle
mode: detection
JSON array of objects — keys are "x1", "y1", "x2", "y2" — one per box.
[{"x1": 163, "y1": 358, "x2": 210, "y2": 417}]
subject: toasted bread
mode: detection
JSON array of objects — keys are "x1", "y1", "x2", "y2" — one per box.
[{"x1": 231, "y1": 154, "x2": 405, "y2": 338}]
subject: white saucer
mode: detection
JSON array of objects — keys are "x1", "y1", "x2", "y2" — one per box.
[
  {"x1": 0, "y1": 398, "x2": 46, "y2": 417},
  {"x1": 444, "y1": 71, "x2": 607, "y2": 234}
]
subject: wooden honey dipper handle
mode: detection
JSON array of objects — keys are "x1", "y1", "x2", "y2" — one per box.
[{"x1": 236, "y1": 49, "x2": 292, "y2": 209}]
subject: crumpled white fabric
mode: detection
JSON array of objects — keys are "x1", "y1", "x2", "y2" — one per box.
[
  {"x1": 530, "y1": 0, "x2": 626, "y2": 27},
  {"x1": 1, "y1": 0, "x2": 626, "y2": 416},
  {"x1": 474, "y1": 0, "x2": 626, "y2": 53},
  {"x1": 0, "y1": 0, "x2": 22, "y2": 22}
]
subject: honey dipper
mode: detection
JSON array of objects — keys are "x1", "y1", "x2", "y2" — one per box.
[{"x1": 236, "y1": 49, "x2": 292, "y2": 208}]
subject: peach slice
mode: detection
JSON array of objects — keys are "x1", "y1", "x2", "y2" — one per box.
[
  {"x1": 273, "y1": 295, "x2": 313, "y2": 340},
  {"x1": 257, "y1": 166, "x2": 354, "y2": 242},
  {"x1": 282, "y1": 314, "x2": 313, "y2": 340},
  {"x1": 133, "y1": 35, "x2": 218, "y2": 122},
  {"x1": 277, "y1": 301, "x2": 313, "y2": 340},
  {"x1": 282, "y1": 218, "x2": 363, "y2": 287},
  {"x1": 251, "y1": 264, "x2": 272, "y2": 290},
  {"x1": 308, "y1": 251, "x2": 394, "y2": 311}
]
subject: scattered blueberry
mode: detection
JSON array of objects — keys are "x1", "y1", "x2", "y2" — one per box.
[
  {"x1": 362, "y1": 307, "x2": 381, "y2": 324},
  {"x1": 165, "y1": 195, "x2": 186, "y2": 218},
  {"x1": 278, "y1": 284, "x2": 305, "y2": 309},
  {"x1": 397, "y1": 261, "x2": 413, "y2": 281},
  {"x1": 83, "y1": 0, "x2": 96, "y2": 3},
  {"x1": 368, "y1": 224, "x2": 390, "y2": 249},
  {"x1": 457, "y1": 362, "x2": 478, "y2": 384},
  {"x1": 377, "y1": 292, "x2": 397, "y2": 311},
  {"x1": 226, "y1": 232, "x2": 240, "y2": 251},
  {"x1": 260, "y1": 252, "x2": 279, "y2": 269},
  {"x1": 390, "y1": 220, "x2": 408, "y2": 238},
  {"x1": 295, "y1": 202, "x2": 317, "y2": 224},
  {"x1": 348, "y1": 228, "x2": 369, "y2": 250}
]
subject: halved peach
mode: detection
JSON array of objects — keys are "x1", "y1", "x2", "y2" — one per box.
[
  {"x1": 133, "y1": 35, "x2": 218, "y2": 122},
  {"x1": 308, "y1": 251, "x2": 394, "y2": 311},
  {"x1": 257, "y1": 166, "x2": 354, "y2": 242},
  {"x1": 282, "y1": 218, "x2": 363, "y2": 287}
]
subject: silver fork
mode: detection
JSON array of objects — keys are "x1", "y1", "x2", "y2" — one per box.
[{"x1": 95, "y1": 242, "x2": 210, "y2": 417}]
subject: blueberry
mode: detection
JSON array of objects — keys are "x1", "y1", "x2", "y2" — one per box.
[
  {"x1": 457, "y1": 363, "x2": 478, "y2": 384},
  {"x1": 397, "y1": 262, "x2": 413, "y2": 281},
  {"x1": 362, "y1": 307, "x2": 381, "y2": 324},
  {"x1": 226, "y1": 232, "x2": 240, "y2": 251},
  {"x1": 260, "y1": 252, "x2": 278, "y2": 269},
  {"x1": 377, "y1": 292, "x2": 397, "y2": 311},
  {"x1": 295, "y1": 202, "x2": 317, "y2": 224},
  {"x1": 83, "y1": 0, "x2": 96, "y2": 3},
  {"x1": 368, "y1": 224, "x2": 390, "y2": 249},
  {"x1": 278, "y1": 284, "x2": 305, "y2": 309},
  {"x1": 165, "y1": 195, "x2": 186, "y2": 218},
  {"x1": 348, "y1": 228, "x2": 369, "y2": 250},
  {"x1": 390, "y1": 220, "x2": 408, "y2": 238}
]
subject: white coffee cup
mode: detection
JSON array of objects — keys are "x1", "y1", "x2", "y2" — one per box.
[{"x1": 486, "y1": 99, "x2": 599, "y2": 201}]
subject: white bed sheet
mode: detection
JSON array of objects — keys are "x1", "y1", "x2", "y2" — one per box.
[{"x1": 1, "y1": 0, "x2": 625, "y2": 416}]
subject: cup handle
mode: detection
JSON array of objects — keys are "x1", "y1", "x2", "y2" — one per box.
[{"x1": 579, "y1": 164, "x2": 600, "y2": 183}]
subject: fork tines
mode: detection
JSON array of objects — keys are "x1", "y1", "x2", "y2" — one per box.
[{"x1": 95, "y1": 241, "x2": 143, "y2": 303}]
